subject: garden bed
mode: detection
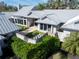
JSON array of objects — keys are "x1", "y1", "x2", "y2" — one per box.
[{"x1": 25, "y1": 30, "x2": 43, "y2": 38}]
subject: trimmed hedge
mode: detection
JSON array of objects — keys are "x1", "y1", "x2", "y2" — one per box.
[{"x1": 11, "y1": 35, "x2": 60, "y2": 59}]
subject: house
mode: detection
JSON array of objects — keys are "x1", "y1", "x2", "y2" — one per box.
[
  {"x1": 10, "y1": 6, "x2": 79, "y2": 42},
  {"x1": 35, "y1": 10, "x2": 79, "y2": 38},
  {"x1": 9, "y1": 6, "x2": 35, "y2": 27},
  {"x1": 0, "y1": 13, "x2": 19, "y2": 56}
]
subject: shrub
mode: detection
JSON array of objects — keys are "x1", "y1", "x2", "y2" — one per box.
[
  {"x1": 11, "y1": 35, "x2": 60, "y2": 59},
  {"x1": 62, "y1": 32, "x2": 79, "y2": 56}
]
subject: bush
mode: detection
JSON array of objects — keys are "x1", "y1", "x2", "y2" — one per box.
[{"x1": 11, "y1": 35, "x2": 60, "y2": 59}]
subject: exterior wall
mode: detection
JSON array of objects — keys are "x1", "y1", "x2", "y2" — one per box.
[
  {"x1": 27, "y1": 18, "x2": 34, "y2": 27},
  {"x1": 16, "y1": 33, "x2": 37, "y2": 44},
  {"x1": 11, "y1": 17, "x2": 35, "y2": 27},
  {"x1": 37, "y1": 23, "x2": 57, "y2": 36},
  {"x1": 58, "y1": 30, "x2": 70, "y2": 42},
  {"x1": 16, "y1": 32, "x2": 46, "y2": 44},
  {"x1": 37, "y1": 23, "x2": 49, "y2": 33},
  {"x1": 36, "y1": 23, "x2": 71, "y2": 42},
  {"x1": 16, "y1": 33, "x2": 25, "y2": 40},
  {"x1": 11, "y1": 17, "x2": 28, "y2": 27}
]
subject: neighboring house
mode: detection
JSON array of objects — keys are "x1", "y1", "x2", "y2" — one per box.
[
  {"x1": 10, "y1": 6, "x2": 79, "y2": 42},
  {"x1": 0, "y1": 13, "x2": 19, "y2": 56},
  {"x1": 10, "y1": 6, "x2": 35, "y2": 27}
]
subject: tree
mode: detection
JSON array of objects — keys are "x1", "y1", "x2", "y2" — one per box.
[
  {"x1": 69, "y1": 0, "x2": 78, "y2": 9},
  {"x1": 11, "y1": 35, "x2": 60, "y2": 59},
  {"x1": 62, "y1": 32, "x2": 79, "y2": 55},
  {"x1": 36, "y1": 3, "x2": 46, "y2": 10}
]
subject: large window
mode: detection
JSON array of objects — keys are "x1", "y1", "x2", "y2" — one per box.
[
  {"x1": 18, "y1": 19, "x2": 23, "y2": 24},
  {"x1": 40, "y1": 24, "x2": 43, "y2": 30},
  {"x1": 48, "y1": 25, "x2": 51, "y2": 31},
  {"x1": 15, "y1": 19, "x2": 18, "y2": 23},
  {"x1": 24, "y1": 20, "x2": 26, "y2": 25},
  {"x1": 35, "y1": 23, "x2": 38, "y2": 26},
  {"x1": 44, "y1": 24, "x2": 47, "y2": 30}
]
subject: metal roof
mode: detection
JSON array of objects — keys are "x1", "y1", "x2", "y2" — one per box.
[
  {"x1": 13, "y1": 6, "x2": 34, "y2": 17},
  {"x1": 27, "y1": 10, "x2": 45, "y2": 19},
  {"x1": 0, "y1": 14, "x2": 19, "y2": 35},
  {"x1": 36, "y1": 10, "x2": 79, "y2": 26},
  {"x1": 61, "y1": 16, "x2": 79, "y2": 31}
]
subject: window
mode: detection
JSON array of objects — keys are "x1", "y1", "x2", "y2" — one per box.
[
  {"x1": 15, "y1": 19, "x2": 18, "y2": 23},
  {"x1": 18, "y1": 19, "x2": 23, "y2": 24},
  {"x1": 35, "y1": 23, "x2": 38, "y2": 26},
  {"x1": 75, "y1": 21, "x2": 79, "y2": 24},
  {"x1": 44, "y1": 24, "x2": 47, "y2": 30},
  {"x1": 58, "y1": 29, "x2": 63, "y2": 32},
  {"x1": 48, "y1": 25, "x2": 51, "y2": 31},
  {"x1": 24, "y1": 20, "x2": 26, "y2": 25},
  {"x1": 9, "y1": 18, "x2": 15, "y2": 23},
  {"x1": 40, "y1": 24, "x2": 43, "y2": 30}
]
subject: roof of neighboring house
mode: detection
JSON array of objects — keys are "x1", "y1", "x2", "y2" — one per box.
[
  {"x1": 13, "y1": 6, "x2": 34, "y2": 17},
  {"x1": 0, "y1": 35, "x2": 5, "y2": 40},
  {"x1": 36, "y1": 10, "x2": 79, "y2": 26},
  {"x1": 61, "y1": 16, "x2": 79, "y2": 31},
  {"x1": 0, "y1": 14, "x2": 19, "y2": 35},
  {"x1": 1, "y1": 12, "x2": 15, "y2": 18}
]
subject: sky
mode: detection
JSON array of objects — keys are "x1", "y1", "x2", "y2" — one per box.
[{"x1": 0, "y1": 0, "x2": 48, "y2": 6}]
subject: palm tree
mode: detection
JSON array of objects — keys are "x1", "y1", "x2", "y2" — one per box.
[{"x1": 62, "y1": 32, "x2": 79, "y2": 55}]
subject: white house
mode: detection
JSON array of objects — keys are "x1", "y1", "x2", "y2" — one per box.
[
  {"x1": 9, "y1": 6, "x2": 35, "y2": 27},
  {"x1": 35, "y1": 10, "x2": 79, "y2": 41},
  {"x1": 9, "y1": 6, "x2": 79, "y2": 42}
]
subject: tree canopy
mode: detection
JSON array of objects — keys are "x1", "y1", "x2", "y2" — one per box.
[
  {"x1": 11, "y1": 35, "x2": 60, "y2": 59},
  {"x1": 62, "y1": 32, "x2": 79, "y2": 55}
]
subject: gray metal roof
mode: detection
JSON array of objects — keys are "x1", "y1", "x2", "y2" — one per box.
[
  {"x1": 61, "y1": 16, "x2": 79, "y2": 31},
  {"x1": 61, "y1": 24, "x2": 79, "y2": 31},
  {"x1": 36, "y1": 10, "x2": 79, "y2": 25},
  {"x1": 0, "y1": 14, "x2": 19, "y2": 35},
  {"x1": 0, "y1": 35, "x2": 5, "y2": 40},
  {"x1": 13, "y1": 6, "x2": 34, "y2": 17},
  {"x1": 27, "y1": 10, "x2": 45, "y2": 19}
]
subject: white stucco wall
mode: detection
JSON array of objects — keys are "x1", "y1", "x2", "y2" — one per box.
[
  {"x1": 16, "y1": 33, "x2": 38, "y2": 44},
  {"x1": 16, "y1": 33, "x2": 25, "y2": 40},
  {"x1": 58, "y1": 31, "x2": 70, "y2": 42}
]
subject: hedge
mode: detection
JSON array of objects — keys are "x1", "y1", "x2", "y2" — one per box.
[{"x1": 11, "y1": 35, "x2": 60, "y2": 59}]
